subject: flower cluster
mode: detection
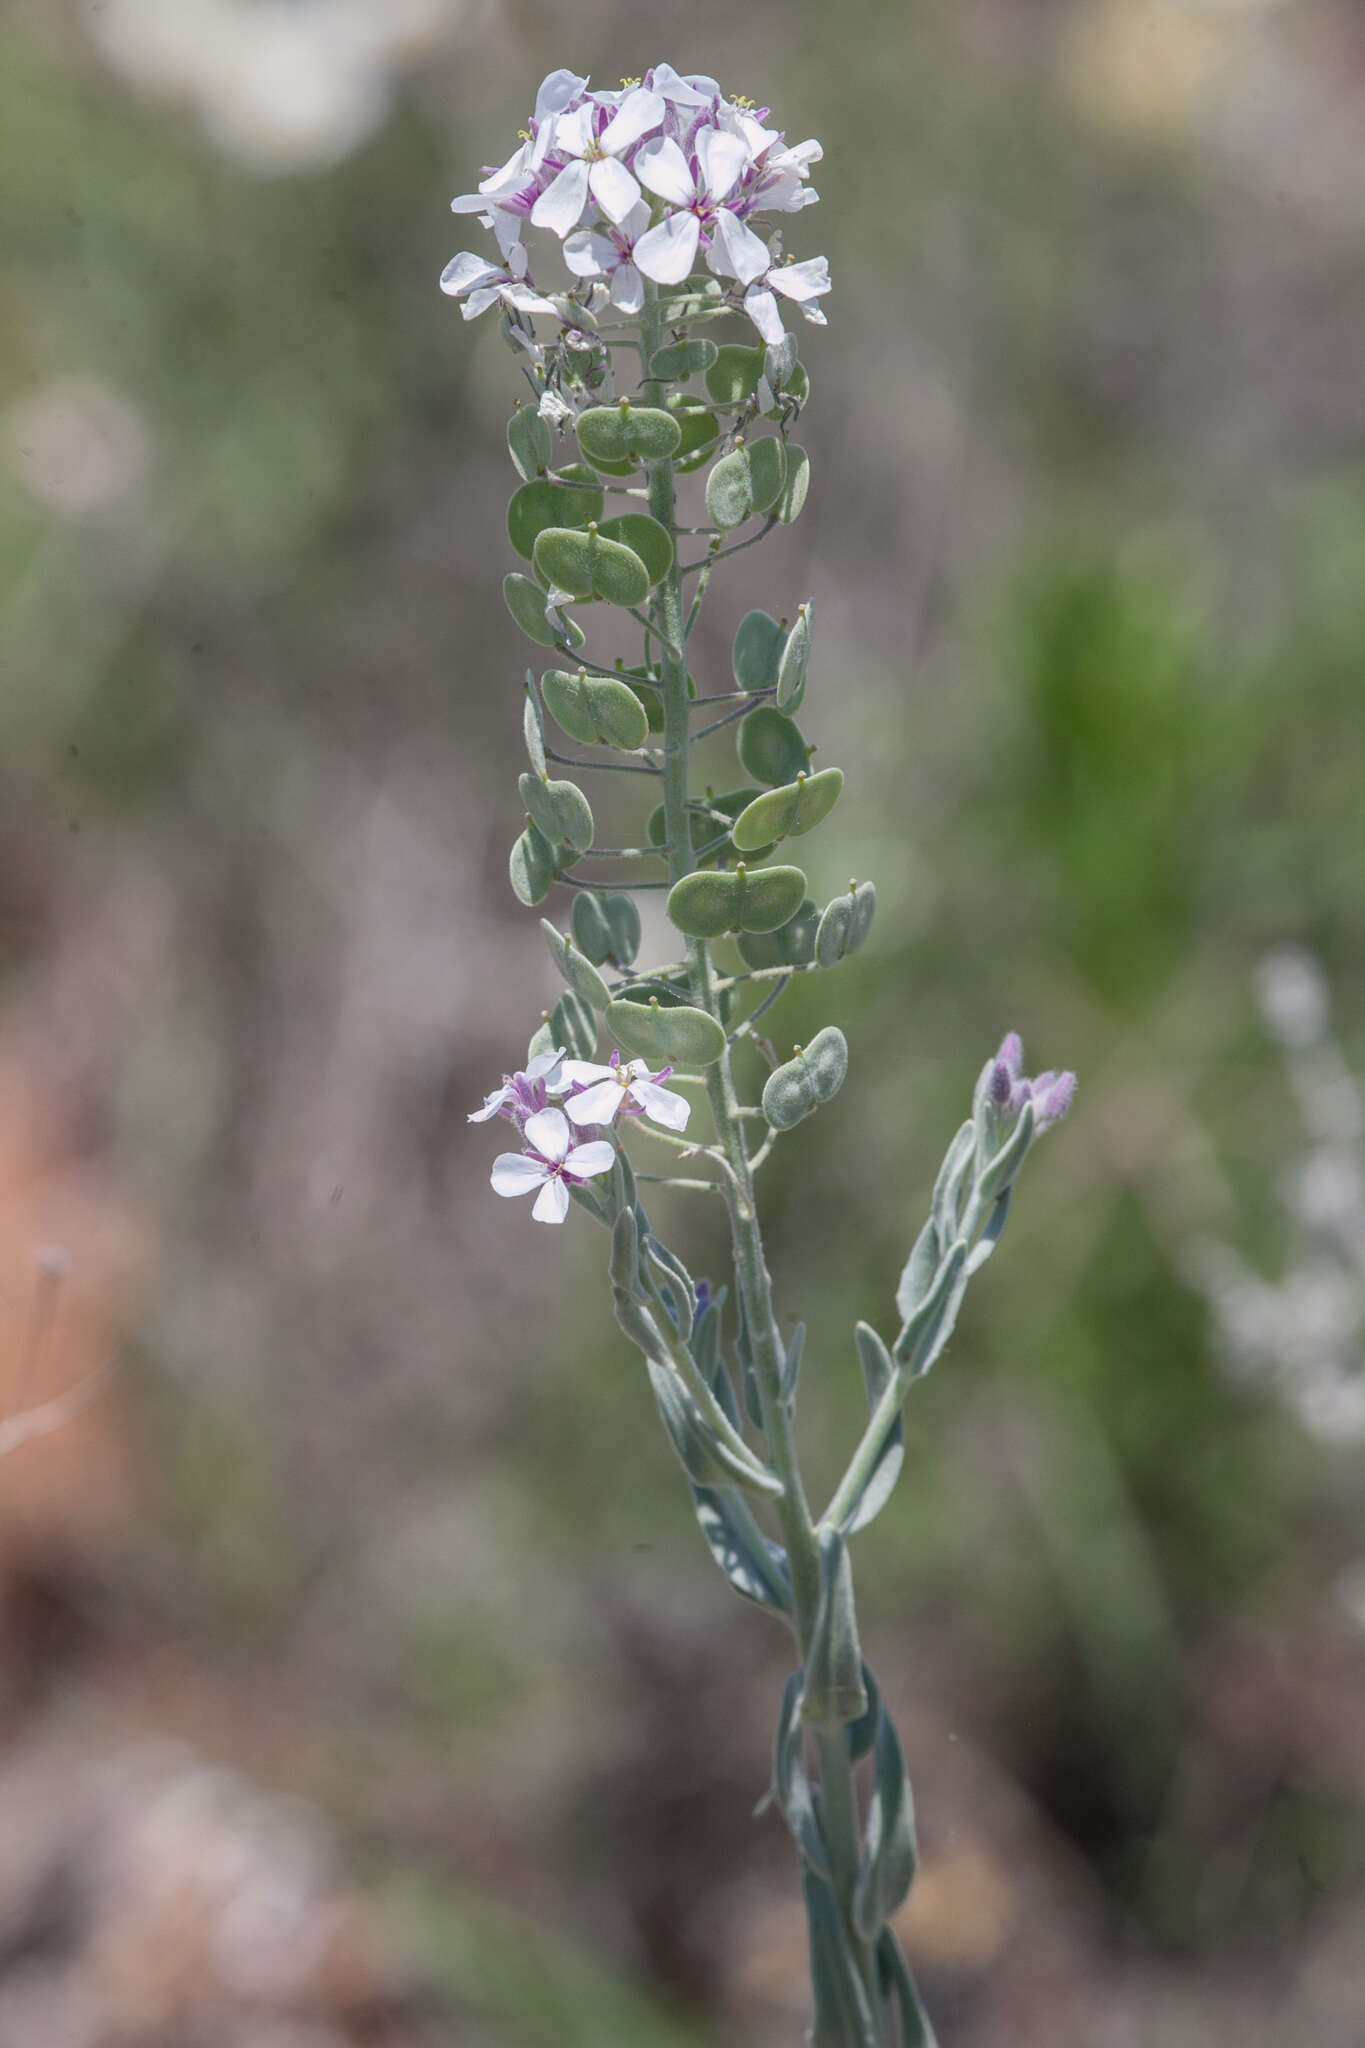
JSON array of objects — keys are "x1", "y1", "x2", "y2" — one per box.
[
  {"x1": 988, "y1": 1032, "x2": 1078, "y2": 1132},
  {"x1": 470, "y1": 1045, "x2": 691, "y2": 1224},
  {"x1": 442, "y1": 63, "x2": 830, "y2": 347}
]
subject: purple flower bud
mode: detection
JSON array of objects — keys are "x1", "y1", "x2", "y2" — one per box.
[
  {"x1": 989, "y1": 1061, "x2": 1014, "y2": 1107},
  {"x1": 1032, "y1": 1071, "x2": 1077, "y2": 1130},
  {"x1": 995, "y1": 1031, "x2": 1025, "y2": 1080}
]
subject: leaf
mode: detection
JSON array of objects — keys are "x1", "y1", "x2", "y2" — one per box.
[
  {"x1": 803, "y1": 1873, "x2": 880, "y2": 2048},
  {"x1": 605, "y1": 997, "x2": 726, "y2": 1068},
  {"x1": 731, "y1": 768, "x2": 843, "y2": 851},
  {"x1": 780, "y1": 1322, "x2": 806, "y2": 1409},
  {"x1": 645, "y1": 1359, "x2": 782, "y2": 1498},
  {"x1": 642, "y1": 1236, "x2": 696, "y2": 1334},
  {"x1": 876, "y1": 1928, "x2": 939, "y2": 2048},
  {"x1": 895, "y1": 1219, "x2": 938, "y2": 1325},
  {"x1": 842, "y1": 1323, "x2": 905, "y2": 1536},
  {"x1": 894, "y1": 1240, "x2": 968, "y2": 1378},
  {"x1": 690, "y1": 1486, "x2": 793, "y2": 1615},
  {"x1": 802, "y1": 1528, "x2": 867, "y2": 1729},
  {"x1": 853, "y1": 1681, "x2": 919, "y2": 1940},
  {"x1": 610, "y1": 1206, "x2": 645, "y2": 1301},
  {"x1": 771, "y1": 1672, "x2": 829, "y2": 1878},
  {"x1": 977, "y1": 1098, "x2": 1035, "y2": 1202},
  {"x1": 965, "y1": 1187, "x2": 1012, "y2": 1275},
  {"x1": 761, "y1": 1026, "x2": 849, "y2": 1131},
  {"x1": 930, "y1": 1120, "x2": 975, "y2": 1249}
]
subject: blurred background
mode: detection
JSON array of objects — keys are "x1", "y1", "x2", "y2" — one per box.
[{"x1": 3, "y1": 1, "x2": 1365, "y2": 2042}]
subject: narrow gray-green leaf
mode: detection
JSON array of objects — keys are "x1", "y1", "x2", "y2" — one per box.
[
  {"x1": 802, "y1": 1528, "x2": 867, "y2": 1729},
  {"x1": 691, "y1": 1485, "x2": 793, "y2": 1616}
]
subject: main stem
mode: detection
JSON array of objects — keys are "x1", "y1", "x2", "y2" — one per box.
[{"x1": 638, "y1": 289, "x2": 883, "y2": 2041}]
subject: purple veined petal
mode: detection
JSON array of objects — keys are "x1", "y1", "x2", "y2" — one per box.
[
  {"x1": 611, "y1": 261, "x2": 645, "y2": 314},
  {"x1": 440, "y1": 251, "x2": 503, "y2": 296},
  {"x1": 553, "y1": 102, "x2": 597, "y2": 158},
  {"x1": 468, "y1": 1084, "x2": 513, "y2": 1123},
  {"x1": 564, "y1": 1079, "x2": 623, "y2": 1127},
  {"x1": 589, "y1": 155, "x2": 642, "y2": 225},
  {"x1": 532, "y1": 1175, "x2": 571, "y2": 1223},
  {"x1": 634, "y1": 209, "x2": 701, "y2": 284},
  {"x1": 530, "y1": 156, "x2": 591, "y2": 236},
  {"x1": 633, "y1": 134, "x2": 696, "y2": 206},
  {"x1": 564, "y1": 1140, "x2": 618, "y2": 1179},
  {"x1": 710, "y1": 206, "x2": 771, "y2": 286},
  {"x1": 767, "y1": 255, "x2": 832, "y2": 303},
  {"x1": 562, "y1": 1058, "x2": 613, "y2": 1087},
  {"x1": 524, "y1": 1106, "x2": 571, "y2": 1161},
  {"x1": 695, "y1": 126, "x2": 750, "y2": 203},
  {"x1": 564, "y1": 229, "x2": 617, "y2": 278},
  {"x1": 629, "y1": 1080, "x2": 692, "y2": 1132},
  {"x1": 491, "y1": 1152, "x2": 549, "y2": 1198},
  {"x1": 647, "y1": 63, "x2": 717, "y2": 107},
  {"x1": 600, "y1": 87, "x2": 665, "y2": 154},
  {"x1": 535, "y1": 68, "x2": 589, "y2": 124},
  {"x1": 742, "y1": 285, "x2": 785, "y2": 345}
]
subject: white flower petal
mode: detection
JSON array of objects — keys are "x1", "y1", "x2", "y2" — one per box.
[
  {"x1": 589, "y1": 155, "x2": 641, "y2": 225},
  {"x1": 532, "y1": 1174, "x2": 571, "y2": 1223},
  {"x1": 565, "y1": 1140, "x2": 618, "y2": 1178},
  {"x1": 619, "y1": 198, "x2": 651, "y2": 242},
  {"x1": 525, "y1": 1047, "x2": 567, "y2": 1086},
  {"x1": 494, "y1": 215, "x2": 526, "y2": 264},
  {"x1": 633, "y1": 135, "x2": 695, "y2": 206},
  {"x1": 564, "y1": 229, "x2": 617, "y2": 278},
  {"x1": 710, "y1": 207, "x2": 771, "y2": 286},
  {"x1": 562, "y1": 1059, "x2": 613, "y2": 1086},
  {"x1": 524, "y1": 1106, "x2": 571, "y2": 1161},
  {"x1": 461, "y1": 287, "x2": 502, "y2": 320},
  {"x1": 530, "y1": 157, "x2": 591, "y2": 236},
  {"x1": 629, "y1": 1080, "x2": 692, "y2": 1132},
  {"x1": 768, "y1": 255, "x2": 831, "y2": 303},
  {"x1": 450, "y1": 191, "x2": 496, "y2": 215},
  {"x1": 633, "y1": 209, "x2": 701, "y2": 285},
  {"x1": 535, "y1": 69, "x2": 588, "y2": 124},
  {"x1": 491, "y1": 1151, "x2": 548, "y2": 1197},
  {"x1": 742, "y1": 286, "x2": 785, "y2": 345},
  {"x1": 565, "y1": 1079, "x2": 623, "y2": 1126},
  {"x1": 440, "y1": 251, "x2": 502, "y2": 296},
  {"x1": 478, "y1": 143, "x2": 532, "y2": 198},
  {"x1": 553, "y1": 103, "x2": 596, "y2": 158},
  {"x1": 695, "y1": 126, "x2": 749, "y2": 203},
  {"x1": 599, "y1": 88, "x2": 664, "y2": 154},
  {"x1": 468, "y1": 1084, "x2": 511, "y2": 1123},
  {"x1": 610, "y1": 261, "x2": 644, "y2": 314},
  {"x1": 648, "y1": 64, "x2": 716, "y2": 107}
]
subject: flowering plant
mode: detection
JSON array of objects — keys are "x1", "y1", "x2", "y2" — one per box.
[{"x1": 445, "y1": 64, "x2": 1073, "y2": 2046}]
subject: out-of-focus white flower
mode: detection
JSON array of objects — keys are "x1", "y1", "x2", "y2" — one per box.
[
  {"x1": 88, "y1": 0, "x2": 462, "y2": 175},
  {"x1": 4, "y1": 375, "x2": 153, "y2": 519}
]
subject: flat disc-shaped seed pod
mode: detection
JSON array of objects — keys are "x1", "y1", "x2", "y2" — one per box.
[
  {"x1": 737, "y1": 707, "x2": 813, "y2": 787},
  {"x1": 761, "y1": 1025, "x2": 849, "y2": 1129},
  {"x1": 736, "y1": 899, "x2": 820, "y2": 969},
  {"x1": 506, "y1": 466, "x2": 604, "y2": 560},
  {"x1": 571, "y1": 891, "x2": 640, "y2": 968},
  {"x1": 649, "y1": 338, "x2": 718, "y2": 381},
  {"x1": 506, "y1": 404, "x2": 552, "y2": 482},
  {"x1": 595, "y1": 513, "x2": 673, "y2": 587},
  {"x1": 540, "y1": 919, "x2": 611, "y2": 1011},
  {"x1": 541, "y1": 667, "x2": 649, "y2": 750},
  {"x1": 669, "y1": 398, "x2": 722, "y2": 473},
  {"x1": 775, "y1": 444, "x2": 810, "y2": 523},
  {"x1": 815, "y1": 881, "x2": 877, "y2": 967},
  {"x1": 523, "y1": 685, "x2": 547, "y2": 777},
  {"x1": 509, "y1": 821, "x2": 557, "y2": 907},
  {"x1": 551, "y1": 989, "x2": 598, "y2": 1062},
  {"x1": 706, "y1": 438, "x2": 787, "y2": 531},
  {"x1": 606, "y1": 997, "x2": 726, "y2": 1068},
  {"x1": 503, "y1": 573, "x2": 585, "y2": 650},
  {"x1": 697, "y1": 786, "x2": 774, "y2": 863},
  {"x1": 576, "y1": 403, "x2": 682, "y2": 464},
  {"x1": 776, "y1": 601, "x2": 814, "y2": 711},
  {"x1": 731, "y1": 767, "x2": 843, "y2": 851},
  {"x1": 601, "y1": 893, "x2": 641, "y2": 966},
  {"x1": 518, "y1": 771, "x2": 594, "y2": 854},
  {"x1": 764, "y1": 361, "x2": 810, "y2": 417},
  {"x1": 705, "y1": 342, "x2": 765, "y2": 406},
  {"x1": 667, "y1": 863, "x2": 808, "y2": 938},
  {"x1": 533, "y1": 526, "x2": 651, "y2": 608},
  {"x1": 732, "y1": 609, "x2": 786, "y2": 693},
  {"x1": 647, "y1": 801, "x2": 715, "y2": 854}
]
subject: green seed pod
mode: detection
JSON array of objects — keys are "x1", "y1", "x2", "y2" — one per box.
[
  {"x1": 506, "y1": 466, "x2": 604, "y2": 559},
  {"x1": 503, "y1": 573, "x2": 585, "y2": 651},
  {"x1": 523, "y1": 683, "x2": 547, "y2": 777},
  {"x1": 765, "y1": 361, "x2": 810, "y2": 417},
  {"x1": 669, "y1": 398, "x2": 722, "y2": 472},
  {"x1": 506, "y1": 404, "x2": 551, "y2": 482},
  {"x1": 509, "y1": 821, "x2": 556, "y2": 907},
  {"x1": 732, "y1": 609, "x2": 786, "y2": 693},
  {"x1": 764, "y1": 333, "x2": 798, "y2": 391},
  {"x1": 570, "y1": 891, "x2": 611, "y2": 964},
  {"x1": 761, "y1": 1025, "x2": 849, "y2": 1129},
  {"x1": 541, "y1": 667, "x2": 649, "y2": 751},
  {"x1": 518, "y1": 772, "x2": 593, "y2": 854},
  {"x1": 540, "y1": 919, "x2": 611, "y2": 1011},
  {"x1": 649, "y1": 337, "x2": 719, "y2": 381},
  {"x1": 776, "y1": 601, "x2": 814, "y2": 711},
  {"x1": 606, "y1": 996, "x2": 726, "y2": 1068},
  {"x1": 601, "y1": 892, "x2": 641, "y2": 966},
  {"x1": 667, "y1": 863, "x2": 808, "y2": 939},
  {"x1": 647, "y1": 801, "x2": 714, "y2": 854},
  {"x1": 705, "y1": 342, "x2": 765, "y2": 406},
  {"x1": 705, "y1": 438, "x2": 787, "y2": 531},
  {"x1": 551, "y1": 989, "x2": 598, "y2": 1062},
  {"x1": 576, "y1": 402, "x2": 682, "y2": 464},
  {"x1": 815, "y1": 881, "x2": 877, "y2": 967},
  {"x1": 699, "y1": 786, "x2": 774, "y2": 861},
  {"x1": 737, "y1": 707, "x2": 812, "y2": 787},
  {"x1": 731, "y1": 767, "x2": 843, "y2": 851},
  {"x1": 526, "y1": 1015, "x2": 556, "y2": 1065},
  {"x1": 736, "y1": 899, "x2": 820, "y2": 969},
  {"x1": 532, "y1": 525, "x2": 651, "y2": 608},
  {"x1": 775, "y1": 444, "x2": 810, "y2": 523},
  {"x1": 595, "y1": 513, "x2": 673, "y2": 587}
]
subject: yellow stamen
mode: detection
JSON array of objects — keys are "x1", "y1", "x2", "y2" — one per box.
[{"x1": 620, "y1": 75, "x2": 642, "y2": 89}]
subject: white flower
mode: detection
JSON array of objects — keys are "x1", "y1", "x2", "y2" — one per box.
[
  {"x1": 490, "y1": 1106, "x2": 616, "y2": 1224},
  {"x1": 530, "y1": 86, "x2": 667, "y2": 236},
  {"x1": 631, "y1": 124, "x2": 755, "y2": 283},
  {"x1": 562, "y1": 1052, "x2": 692, "y2": 1132},
  {"x1": 564, "y1": 198, "x2": 654, "y2": 314},
  {"x1": 439, "y1": 249, "x2": 557, "y2": 321},
  {"x1": 742, "y1": 255, "x2": 833, "y2": 344},
  {"x1": 468, "y1": 1047, "x2": 565, "y2": 1123}
]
